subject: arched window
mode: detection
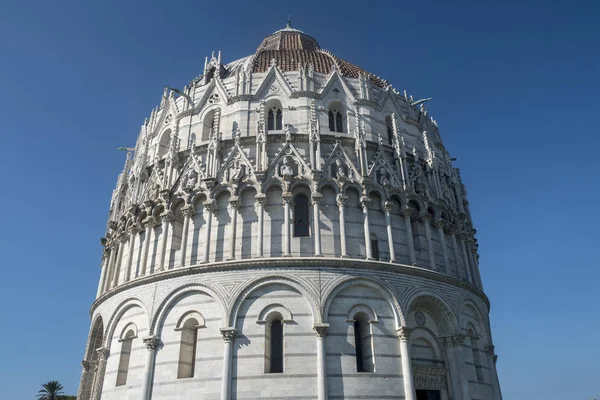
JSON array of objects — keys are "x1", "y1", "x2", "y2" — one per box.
[
  {"x1": 370, "y1": 234, "x2": 379, "y2": 261},
  {"x1": 328, "y1": 109, "x2": 344, "y2": 133},
  {"x1": 265, "y1": 313, "x2": 284, "y2": 373},
  {"x1": 156, "y1": 129, "x2": 171, "y2": 160},
  {"x1": 353, "y1": 312, "x2": 374, "y2": 372},
  {"x1": 177, "y1": 318, "x2": 199, "y2": 378},
  {"x1": 293, "y1": 194, "x2": 310, "y2": 237},
  {"x1": 385, "y1": 116, "x2": 394, "y2": 145},
  {"x1": 268, "y1": 107, "x2": 283, "y2": 130},
  {"x1": 116, "y1": 328, "x2": 136, "y2": 386},
  {"x1": 468, "y1": 329, "x2": 484, "y2": 381}
]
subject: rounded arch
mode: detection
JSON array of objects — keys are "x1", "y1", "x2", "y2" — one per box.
[
  {"x1": 264, "y1": 95, "x2": 288, "y2": 110},
  {"x1": 210, "y1": 183, "x2": 234, "y2": 200},
  {"x1": 342, "y1": 182, "x2": 363, "y2": 197},
  {"x1": 257, "y1": 303, "x2": 294, "y2": 323},
  {"x1": 326, "y1": 100, "x2": 347, "y2": 133},
  {"x1": 459, "y1": 298, "x2": 490, "y2": 342},
  {"x1": 228, "y1": 275, "x2": 319, "y2": 326},
  {"x1": 347, "y1": 304, "x2": 379, "y2": 322},
  {"x1": 104, "y1": 297, "x2": 148, "y2": 350},
  {"x1": 175, "y1": 311, "x2": 206, "y2": 330},
  {"x1": 265, "y1": 98, "x2": 285, "y2": 131},
  {"x1": 367, "y1": 188, "x2": 386, "y2": 210},
  {"x1": 84, "y1": 314, "x2": 105, "y2": 361},
  {"x1": 191, "y1": 191, "x2": 209, "y2": 207},
  {"x1": 322, "y1": 276, "x2": 405, "y2": 326},
  {"x1": 289, "y1": 180, "x2": 312, "y2": 194},
  {"x1": 169, "y1": 196, "x2": 186, "y2": 213},
  {"x1": 406, "y1": 291, "x2": 458, "y2": 335},
  {"x1": 119, "y1": 322, "x2": 138, "y2": 340},
  {"x1": 409, "y1": 326, "x2": 445, "y2": 361},
  {"x1": 155, "y1": 128, "x2": 172, "y2": 160},
  {"x1": 199, "y1": 105, "x2": 221, "y2": 142},
  {"x1": 317, "y1": 179, "x2": 340, "y2": 195},
  {"x1": 151, "y1": 282, "x2": 228, "y2": 335}
]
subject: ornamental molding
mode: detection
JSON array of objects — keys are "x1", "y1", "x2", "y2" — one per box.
[{"x1": 413, "y1": 365, "x2": 447, "y2": 391}]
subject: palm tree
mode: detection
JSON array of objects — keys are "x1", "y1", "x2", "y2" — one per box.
[{"x1": 37, "y1": 381, "x2": 64, "y2": 400}]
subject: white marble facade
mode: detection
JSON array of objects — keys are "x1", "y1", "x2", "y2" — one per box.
[{"x1": 78, "y1": 25, "x2": 501, "y2": 400}]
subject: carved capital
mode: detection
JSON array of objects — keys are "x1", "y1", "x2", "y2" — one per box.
[
  {"x1": 96, "y1": 347, "x2": 109, "y2": 361},
  {"x1": 255, "y1": 193, "x2": 267, "y2": 205},
  {"x1": 143, "y1": 336, "x2": 160, "y2": 350},
  {"x1": 81, "y1": 360, "x2": 90, "y2": 371},
  {"x1": 383, "y1": 201, "x2": 394, "y2": 213},
  {"x1": 400, "y1": 208, "x2": 413, "y2": 218},
  {"x1": 100, "y1": 237, "x2": 108, "y2": 247},
  {"x1": 160, "y1": 211, "x2": 175, "y2": 223},
  {"x1": 181, "y1": 205, "x2": 195, "y2": 217},
  {"x1": 396, "y1": 326, "x2": 413, "y2": 342},
  {"x1": 485, "y1": 345, "x2": 496, "y2": 357},
  {"x1": 336, "y1": 194, "x2": 348, "y2": 207},
  {"x1": 203, "y1": 199, "x2": 215, "y2": 212},
  {"x1": 108, "y1": 221, "x2": 117, "y2": 230},
  {"x1": 313, "y1": 323, "x2": 330, "y2": 338},
  {"x1": 282, "y1": 191, "x2": 293, "y2": 203},
  {"x1": 311, "y1": 192, "x2": 323, "y2": 205},
  {"x1": 418, "y1": 213, "x2": 431, "y2": 223},
  {"x1": 229, "y1": 196, "x2": 240, "y2": 209},
  {"x1": 143, "y1": 216, "x2": 158, "y2": 229},
  {"x1": 432, "y1": 219, "x2": 445, "y2": 229},
  {"x1": 220, "y1": 327, "x2": 237, "y2": 342},
  {"x1": 127, "y1": 222, "x2": 142, "y2": 236},
  {"x1": 440, "y1": 334, "x2": 465, "y2": 348}
]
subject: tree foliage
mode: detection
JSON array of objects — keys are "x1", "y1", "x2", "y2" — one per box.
[{"x1": 37, "y1": 381, "x2": 64, "y2": 400}]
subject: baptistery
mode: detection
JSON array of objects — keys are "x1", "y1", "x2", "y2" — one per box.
[{"x1": 78, "y1": 23, "x2": 502, "y2": 400}]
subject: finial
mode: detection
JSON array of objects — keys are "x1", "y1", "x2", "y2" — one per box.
[{"x1": 286, "y1": 14, "x2": 291, "y2": 29}]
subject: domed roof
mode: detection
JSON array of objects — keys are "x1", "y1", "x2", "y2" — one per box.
[{"x1": 225, "y1": 24, "x2": 386, "y2": 88}]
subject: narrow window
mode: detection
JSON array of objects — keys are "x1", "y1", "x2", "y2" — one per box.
[
  {"x1": 353, "y1": 313, "x2": 374, "y2": 372},
  {"x1": 328, "y1": 110, "x2": 335, "y2": 131},
  {"x1": 293, "y1": 194, "x2": 310, "y2": 237},
  {"x1": 268, "y1": 109, "x2": 275, "y2": 130},
  {"x1": 370, "y1": 234, "x2": 379, "y2": 261},
  {"x1": 276, "y1": 109, "x2": 283, "y2": 130},
  {"x1": 386, "y1": 116, "x2": 394, "y2": 145},
  {"x1": 116, "y1": 329, "x2": 135, "y2": 386},
  {"x1": 265, "y1": 313, "x2": 284, "y2": 373},
  {"x1": 469, "y1": 330, "x2": 484, "y2": 381},
  {"x1": 177, "y1": 318, "x2": 199, "y2": 379},
  {"x1": 335, "y1": 110, "x2": 343, "y2": 132}
]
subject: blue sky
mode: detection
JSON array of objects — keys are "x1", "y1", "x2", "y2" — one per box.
[{"x1": 0, "y1": 0, "x2": 598, "y2": 398}]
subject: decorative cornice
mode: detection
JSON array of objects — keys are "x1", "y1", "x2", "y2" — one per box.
[{"x1": 90, "y1": 258, "x2": 490, "y2": 316}]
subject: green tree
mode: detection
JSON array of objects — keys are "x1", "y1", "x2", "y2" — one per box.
[{"x1": 37, "y1": 381, "x2": 64, "y2": 400}]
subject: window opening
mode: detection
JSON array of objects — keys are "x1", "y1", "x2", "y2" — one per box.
[
  {"x1": 293, "y1": 194, "x2": 310, "y2": 237},
  {"x1": 370, "y1": 234, "x2": 379, "y2": 261},
  {"x1": 265, "y1": 314, "x2": 284, "y2": 373},
  {"x1": 116, "y1": 330, "x2": 135, "y2": 386},
  {"x1": 329, "y1": 109, "x2": 344, "y2": 133},
  {"x1": 177, "y1": 319, "x2": 199, "y2": 379}
]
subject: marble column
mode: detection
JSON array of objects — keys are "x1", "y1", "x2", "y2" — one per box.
[
  {"x1": 383, "y1": 201, "x2": 396, "y2": 262},
  {"x1": 227, "y1": 197, "x2": 239, "y2": 260},
  {"x1": 157, "y1": 211, "x2": 174, "y2": 272},
  {"x1": 282, "y1": 191, "x2": 293, "y2": 256},
  {"x1": 103, "y1": 244, "x2": 117, "y2": 293},
  {"x1": 361, "y1": 196, "x2": 373, "y2": 260},
  {"x1": 76, "y1": 360, "x2": 91, "y2": 400},
  {"x1": 441, "y1": 335, "x2": 471, "y2": 400},
  {"x1": 485, "y1": 346, "x2": 503, "y2": 400},
  {"x1": 397, "y1": 327, "x2": 416, "y2": 400},
  {"x1": 312, "y1": 193, "x2": 323, "y2": 256},
  {"x1": 140, "y1": 336, "x2": 160, "y2": 400},
  {"x1": 112, "y1": 238, "x2": 126, "y2": 288},
  {"x1": 202, "y1": 200, "x2": 214, "y2": 263},
  {"x1": 179, "y1": 205, "x2": 195, "y2": 267},
  {"x1": 124, "y1": 225, "x2": 139, "y2": 282},
  {"x1": 420, "y1": 214, "x2": 436, "y2": 270},
  {"x1": 433, "y1": 220, "x2": 450, "y2": 274},
  {"x1": 314, "y1": 324, "x2": 330, "y2": 400},
  {"x1": 220, "y1": 328, "x2": 237, "y2": 400},
  {"x1": 140, "y1": 217, "x2": 156, "y2": 276},
  {"x1": 255, "y1": 194, "x2": 266, "y2": 258},
  {"x1": 90, "y1": 348, "x2": 109, "y2": 400},
  {"x1": 401, "y1": 209, "x2": 417, "y2": 265},
  {"x1": 336, "y1": 194, "x2": 348, "y2": 257},
  {"x1": 96, "y1": 252, "x2": 109, "y2": 298}
]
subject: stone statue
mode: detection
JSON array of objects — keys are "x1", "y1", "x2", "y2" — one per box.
[
  {"x1": 229, "y1": 160, "x2": 246, "y2": 183},
  {"x1": 185, "y1": 169, "x2": 198, "y2": 190},
  {"x1": 280, "y1": 156, "x2": 294, "y2": 180},
  {"x1": 151, "y1": 183, "x2": 160, "y2": 200},
  {"x1": 284, "y1": 124, "x2": 292, "y2": 141},
  {"x1": 335, "y1": 159, "x2": 348, "y2": 181},
  {"x1": 378, "y1": 167, "x2": 390, "y2": 187}
]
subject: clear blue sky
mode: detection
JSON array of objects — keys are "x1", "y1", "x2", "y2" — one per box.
[{"x1": 0, "y1": 0, "x2": 598, "y2": 399}]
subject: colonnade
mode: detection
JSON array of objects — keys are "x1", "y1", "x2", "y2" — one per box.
[
  {"x1": 97, "y1": 192, "x2": 482, "y2": 297},
  {"x1": 81, "y1": 324, "x2": 487, "y2": 400}
]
